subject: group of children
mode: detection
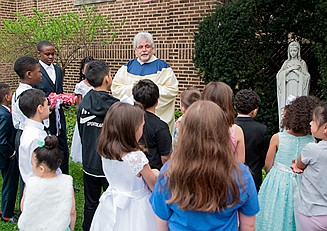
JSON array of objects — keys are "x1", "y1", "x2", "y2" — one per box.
[{"x1": 0, "y1": 48, "x2": 326, "y2": 231}]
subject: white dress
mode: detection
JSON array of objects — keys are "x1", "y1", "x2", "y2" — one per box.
[
  {"x1": 70, "y1": 80, "x2": 93, "y2": 163},
  {"x1": 90, "y1": 151, "x2": 158, "y2": 231}
]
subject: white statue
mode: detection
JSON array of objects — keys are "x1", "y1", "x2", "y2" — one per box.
[{"x1": 276, "y1": 41, "x2": 310, "y2": 125}]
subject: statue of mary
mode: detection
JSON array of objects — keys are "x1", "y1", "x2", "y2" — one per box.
[{"x1": 276, "y1": 41, "x2": 310, "y2": 126}]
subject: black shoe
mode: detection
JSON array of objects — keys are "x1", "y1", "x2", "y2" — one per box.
[{"x1": 2, "y1": 217, "x2": 18, "y2": 224}]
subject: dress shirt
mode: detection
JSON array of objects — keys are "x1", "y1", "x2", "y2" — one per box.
[{"x1": 39, "y1": 60, "x2": 56, "y2": 84}]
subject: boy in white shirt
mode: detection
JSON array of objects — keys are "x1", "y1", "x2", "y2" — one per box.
[
  {"x1": 18, "y1": 89, "x2": 49, "y2": 183},
  {"x1": 12, "y1": 56, "x2": 42, "y2": 139}
]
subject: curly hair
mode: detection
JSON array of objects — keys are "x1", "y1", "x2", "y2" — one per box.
[
  {"x1": 234, "y1": 89, "x2": 260, "y2": 114},
  {"x1": 282, "y1": 96, "x2": 320, "y2": 134}
]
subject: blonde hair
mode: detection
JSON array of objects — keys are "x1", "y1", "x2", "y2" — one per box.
[{"x1": 165, "y1": 100, "x2": 242, "y2": 212}]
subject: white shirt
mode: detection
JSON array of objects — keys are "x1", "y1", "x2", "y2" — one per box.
[
  {"x1": 11, "y1": 83, "x2": 32, "y2": 129},
  {"x1": 18, "y1": 118, "x2": 47, "y2": 183},
  {"x1": 39, "y1": 60, "x2": 56, "y2": 84}
]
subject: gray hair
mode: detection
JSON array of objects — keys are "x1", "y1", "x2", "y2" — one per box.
[{"x1": 133, "y1": 32, "x2": 155, "y2": 49}]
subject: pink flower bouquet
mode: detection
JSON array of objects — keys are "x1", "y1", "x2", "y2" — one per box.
[{"x1": 48, "y1": 92, "x2": 77, "y2": 108}]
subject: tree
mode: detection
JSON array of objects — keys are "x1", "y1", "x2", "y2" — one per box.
[
  {"x1": 194, "y1": 0, "x2": 327, "y2": 133},
  {"x1": 0, "y1": 5, "x2": 125, "y2": 74}
]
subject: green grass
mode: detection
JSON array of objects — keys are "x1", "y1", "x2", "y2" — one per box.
[{"x1": 0, "y1": 106, "x2": 85, "y2": 230}]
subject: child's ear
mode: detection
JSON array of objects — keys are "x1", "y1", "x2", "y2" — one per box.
[
  {"x1": 4, "y1": 93, "x2": 10, "y2": 102},
  {"x1": 104, "y1": 75, "x2": 112, "y2": 89},
  {"x1": 39, "y1": 164, "x2": 46, "y2": 173},
  {"x1": 323, "y1": 124, "x2": 327, "y2": 135},
  {"x1": 26, "y1": 71, "x2": 32, "y2": 79},
  {"x1": 37, "y1": 104, "x2": 45, "y2": 115},
  {"x1": 250, "y1": 108, "x2": 258, "y2": 117},
  {"x1": 37, "y1": 51, "x2": 41, "y2": 57}
]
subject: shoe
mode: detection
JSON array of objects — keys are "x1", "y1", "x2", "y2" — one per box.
[
  {"x1": 14, "y1": 210, "x2": 21, "y2": 216},
  {"x1": 2, "y1": 216, "x2": 18, "y2": 224}
]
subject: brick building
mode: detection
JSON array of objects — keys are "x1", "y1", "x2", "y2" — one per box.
[{"x1": 0, "y1": 0, "x2": 219, "y2": 97}]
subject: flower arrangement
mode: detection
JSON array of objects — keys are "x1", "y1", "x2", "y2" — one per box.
[{"x1": 48, "y1": 92, "x2": 77, "y2": 108}]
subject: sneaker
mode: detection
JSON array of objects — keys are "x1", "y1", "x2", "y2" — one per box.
[{"x1": 2, "y1": 216, "x2": 18, "y2": 224}]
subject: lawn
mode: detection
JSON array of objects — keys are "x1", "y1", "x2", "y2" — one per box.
[{"x1": 0, "y1": 106, "x2": 85, "y2": 231}]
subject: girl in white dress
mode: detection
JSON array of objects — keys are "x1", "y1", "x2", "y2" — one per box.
[
  {"x1": 90, "y1": 102, "x2": 158, "y2": 231},
  {"x1": 70, "y1": 56, "x2": 94, "y2": 163},
  {"x1": 18, "y1": 135, "x2": 76, "y2": 231}
]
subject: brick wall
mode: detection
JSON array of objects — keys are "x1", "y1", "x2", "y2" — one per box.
[
  {"x1": 0, "y1": 1, "x2": 16, "y2": 86},
  {"x1": 1, "y1": 0, "x2": 219, "y2": 100}
]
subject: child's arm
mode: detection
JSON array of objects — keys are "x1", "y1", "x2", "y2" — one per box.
[
  {"x1": 161, "y1": 156, "x2": 170, "y2": 166},
  {"x1": 140, "y1": 163, "x2": 157, "y2": 191},
  {"x1": 75, "y1": 94, "x2": 82, "y2": 106},
  {"x1": 69, "y1": 189, "x2": 76, "y2": 231},
  {"x1": 291, "y1": 154, "x2": 307, "y2": 173},
  {"x1": 239, "y1": 213, "x2": 255, "y2": 231},
  {"x1": 234, "y1": 125, "x2": 245, "y2": 163},
  {"x1": 264, "y1": 133, "x2": 279, "y2": 173},
  {"x1": 155, "y1": 215, "x2": 169, "y2": 231}
]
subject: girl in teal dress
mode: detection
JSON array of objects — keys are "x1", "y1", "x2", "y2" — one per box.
[{"x1": 256, "y1": 96, "x2": 319, "y2": 231}]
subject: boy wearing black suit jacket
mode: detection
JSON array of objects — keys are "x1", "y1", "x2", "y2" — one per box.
[
  {"x1": 34, "y1": 40, "x2": 69, "y2": 174},
  {"x1": 0, "y1": 83, "x2": 19, "y2": 224},
  {"x1": 235, "y1": 89, "x2": 269, "y2": 192}
]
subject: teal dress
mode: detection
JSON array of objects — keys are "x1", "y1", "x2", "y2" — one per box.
[{"x1": 256, "y1": 131, "x2": 314, "y2": 231}]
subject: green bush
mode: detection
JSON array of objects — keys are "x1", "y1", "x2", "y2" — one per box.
[{"x1": 194, "y1": 0, "x2": 327, "y2": 135}]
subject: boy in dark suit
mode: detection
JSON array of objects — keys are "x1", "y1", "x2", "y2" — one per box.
[
  {"x1": 34, "y1": 40, "x2": 69, "y2": 174},
  {"x1": 0, "y1": 83, "x2": 19, "y2": 224},
  {"x1": 235, "y1": 89, "x2": 269, "y2": 192}
]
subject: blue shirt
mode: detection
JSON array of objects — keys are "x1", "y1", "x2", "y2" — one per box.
[{"x1": 150, "y1": 162, "x2": 259, "y2": 231}]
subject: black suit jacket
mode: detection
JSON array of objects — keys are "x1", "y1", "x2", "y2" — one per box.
[
  {"x1": 34, "y1": 64, "x2": 66, "y2": 136},
  {"x1": 235, "y1": 116, "x2": 269, "y2": 191},
  {"x1": 0, "y1": 105, "x2": 16, "y2": 169}
]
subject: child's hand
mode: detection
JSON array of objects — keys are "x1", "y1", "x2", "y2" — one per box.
[
  {"x1": 49, "y1": 105, "x2": 56, "y2": 111},
  {"x1": 62, "y1": 101, "x2": 72, "y2": 109},
  {"x1": 291, "y1": 159, "x2": 303, "y2": 174}
]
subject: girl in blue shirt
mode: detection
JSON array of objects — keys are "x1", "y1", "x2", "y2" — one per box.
[{"x1": 150, "y1": 100, "x2": 259, "y2": 231}]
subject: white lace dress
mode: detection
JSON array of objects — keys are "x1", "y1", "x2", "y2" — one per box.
[{"x1": 90, "y1": 151, "x2": 158, "y2": 231}]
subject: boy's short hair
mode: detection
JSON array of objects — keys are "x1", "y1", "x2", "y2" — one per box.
[
  {"x1": 234, "y1": 89, "x2": 261, "y2": 114},
  {"x1": 181, "y1": 88, "x2": 201, "y2": 110},
  {"x1": 84, "y1": 60, "x2": 109, "y2": 88},
  {"x1": 0, "y1": 83, "x2": 10, "y2": 103},
  {"x1": 37, "y1": 40, "x2": 53, "y2": 52},
  {"x1": 132, "y1": 79, "x2": 159, "y2": 109},
  {"x1": 19, "y1": 88, "x2": 46, "y2": 118},
  {"x1": 14, "y1": 56, "x2": 39, "y2": 80}
]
